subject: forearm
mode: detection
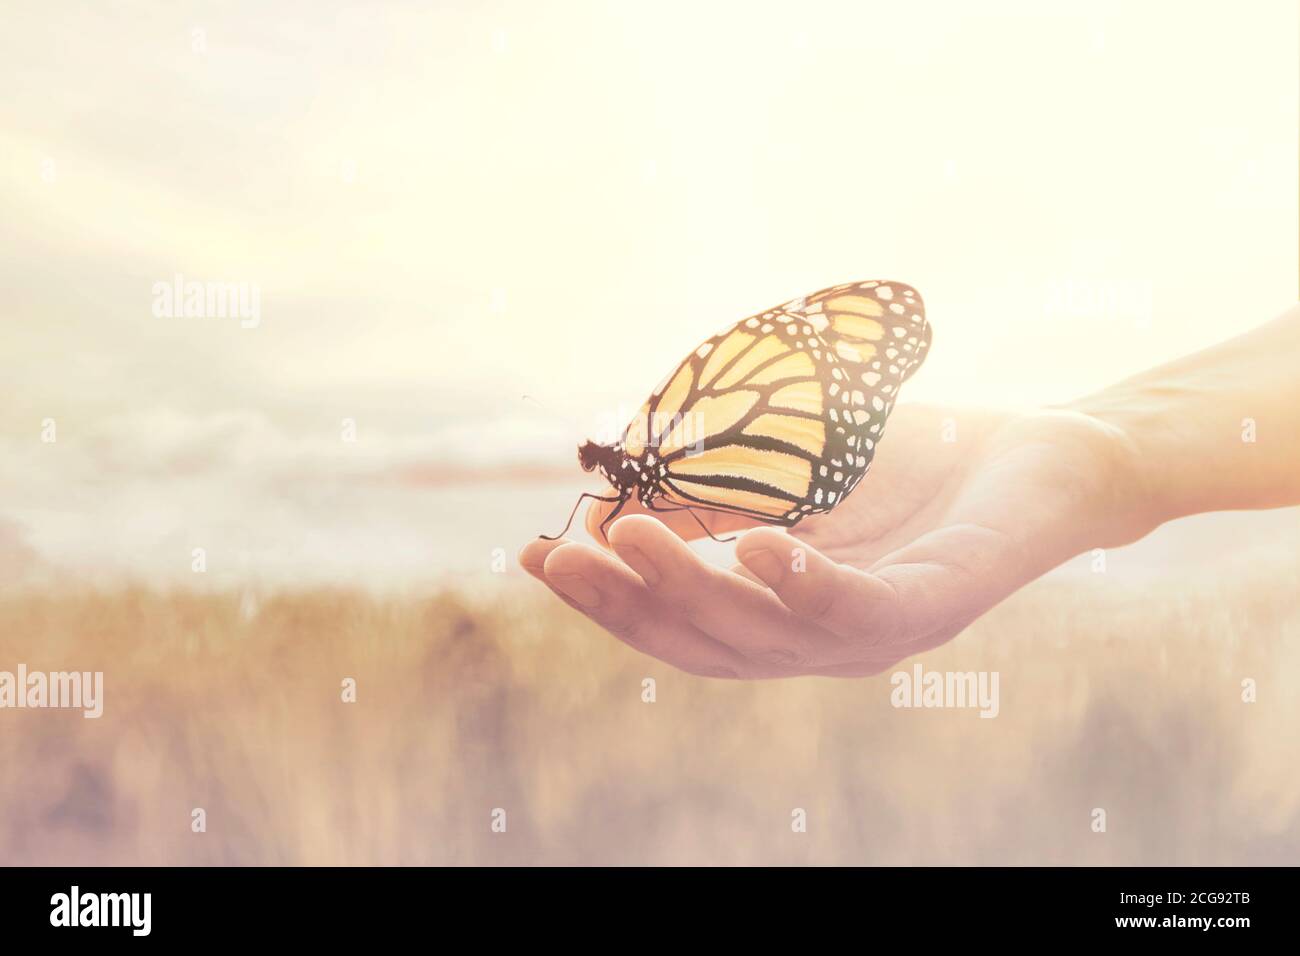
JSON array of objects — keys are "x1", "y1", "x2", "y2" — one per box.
[{"x1": 1069, "y1": 305, "x2": 1300, "y2": 526}]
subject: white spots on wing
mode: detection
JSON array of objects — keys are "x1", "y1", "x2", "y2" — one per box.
[
  {"x1": 835, "y1": 341, "x2": 863, "y2": 362},
  {"x1": 875, "y1": 285, "x2": 894, "y2": 300}
]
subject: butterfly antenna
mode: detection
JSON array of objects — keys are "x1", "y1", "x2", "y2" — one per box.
[{"x1": 540, "y1": 492, "x2": 622, "y2": 541}]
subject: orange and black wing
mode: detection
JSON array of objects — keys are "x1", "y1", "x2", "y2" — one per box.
[{"x1": 622, "y1": 280, "x2": 930, "y2": 526}]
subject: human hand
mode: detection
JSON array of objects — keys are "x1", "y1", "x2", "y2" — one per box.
[{"x1": 519, "y1": 403, "x2": 1151, "y2": 678}]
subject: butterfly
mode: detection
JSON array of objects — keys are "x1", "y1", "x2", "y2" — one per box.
[{"x1": 544, "y1": 281, "x2": 930, "y2": 542}]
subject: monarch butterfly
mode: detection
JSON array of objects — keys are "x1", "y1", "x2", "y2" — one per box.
[{"x1": 543, "y1": 281, "x2": 930, "y2": 541}]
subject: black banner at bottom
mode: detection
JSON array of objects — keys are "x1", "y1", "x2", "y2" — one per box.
[{"x1": 0, "y1": 866, "x2": 1285, "y2": 942}]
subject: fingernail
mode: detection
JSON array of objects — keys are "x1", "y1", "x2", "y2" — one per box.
[
  {"x1": 548, "y1": 573, "x2": 602, "y2": 608},
  {"x1": 740, "y1": 548, "x2": 785, "y2": 586},
  {"x1": 617, "y1": 545, "x2": 661, "y2": 587}
]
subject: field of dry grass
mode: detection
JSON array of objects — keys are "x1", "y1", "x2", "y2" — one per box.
[{"x1": 2, "y1": 549, "x2": 1298, "y2": 866}]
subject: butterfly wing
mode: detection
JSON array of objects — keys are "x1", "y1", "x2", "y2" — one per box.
[
  {"x1": 793, "y1": 279, "x2": 930, "y2": 503},
  {"x1": 623, "y1": 281, "x2": 930, "y2": 526}
]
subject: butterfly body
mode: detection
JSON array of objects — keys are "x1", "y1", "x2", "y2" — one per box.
[
  {"x1": 576, "y1": 438, "x2": 663, "y2": 509},
  {"x1": 548, "y1": 281, "x2": 930, "y2": 541}
]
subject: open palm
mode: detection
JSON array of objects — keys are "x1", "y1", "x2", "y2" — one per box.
[{"x1": 520, "y1": 403, "x2": 1146, "y2": 678}]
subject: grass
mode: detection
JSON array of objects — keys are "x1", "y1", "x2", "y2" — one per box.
[{"x1": 1, "y1": 552, "x2": 1298, "y2": 865}]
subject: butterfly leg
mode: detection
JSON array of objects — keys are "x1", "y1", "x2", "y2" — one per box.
[
  {"x1": 540, "y1": 492, "x2": 624, "y2": 541},
  {"x1": 683, "y1": 507, "x2": 738, "y2": 544},
  {"x1": 645, "y1": 500, "x2": 739, "y2": 544},
  {"x1": 596, "y1": 493, "x2": 631, "y2": 542}
]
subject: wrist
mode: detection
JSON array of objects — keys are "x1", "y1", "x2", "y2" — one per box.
[
  {"x1": 1027, "y1": 403, "x2": 1168, "y2": 554},
  {"x1": 1063, "y1": 384, "x2": 1222, "y2": 532},
  {"x1": 1066, "y1": 306, "x2": 1300, "y2": 522}
]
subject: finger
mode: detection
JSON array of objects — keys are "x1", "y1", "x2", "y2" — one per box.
[
  {"x1": 728, "y1": 562, "x2": 764, "y2": 585},
  {"x1": 518, "y1": 536, "x2": 569, "y2": 581},
  {"x1": 539, "y1": 542, "x2": 772, "y2": 679},
  {"x1": 607, "y1": 515, "x2": 858, "y2": 669},
  {"x1": 735, "y1": 527, "x2": 910, "y2": 651},
  {"x1": 522, "y1": 538, "x2": 606, "y2": 617},
  {"x1": 585, "y1": 496, "x2": 762, "y2": 548}
]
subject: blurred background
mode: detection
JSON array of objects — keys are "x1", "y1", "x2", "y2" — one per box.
[
  {"x1": 0, "y1": 0, "x2": 1296, "y2": 865},
  {"x1": 1, "y1": 0, "x2": 1296, "y2": 587}
]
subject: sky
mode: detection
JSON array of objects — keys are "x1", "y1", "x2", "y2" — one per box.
[{"x1": 1, "y1": 0, "x2": 1296, "y2": 586}]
